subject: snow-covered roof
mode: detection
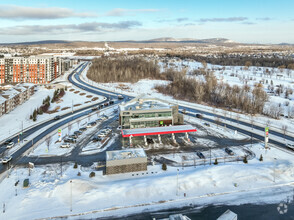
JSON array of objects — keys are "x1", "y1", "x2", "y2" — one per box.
[
  {"x1": 121, "y1": 125, "x2": 197, "y2": 137},
  {"x1": 0, "y1": 95, "x2": 6, "y2": 104},
  {"x1": 18, "y1": 83, "x2": 35, "y2": 88},
  {"x1": 120, "y1": 95, "x2": 175, "y2": 112},
  {"x1": 1, "y1": 88, "x2": 20, "y2": 99},
  {"x1": 106, "y1": 148, "x2": 146, "y2": 161}
]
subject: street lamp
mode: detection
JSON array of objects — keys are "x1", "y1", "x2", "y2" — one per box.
[
  {"x1": 70, "y1": 180, "x2": 72, "y2": 212},
  {"x1": 176, "y1": 169, "x2": 179, "y2": 196},
  {"x1": 273, "y1": 158, "x2": 277, "y2": 183}
]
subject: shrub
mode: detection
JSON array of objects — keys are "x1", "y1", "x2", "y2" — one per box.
[
  {"x1": 243, "y1": 156, "x2": 248, "y2": 164},
  {"x1": 73, "y1": 162, "x2": 78, "y2": 169},
  {"x1": 162, "y1": 163, "x2": 167, "y2": 171},
  {"x1": 214, "y1": 158, "x2": 218, "y2": 165},
  {"x1": 259, "y1": 154, "x2": 263, "y2": 162},
  {"x1": 77, "y1": 172, "x2": 81, "y2": 176},
  {"x1": 89, "y1": 171, "x2": 95, "y2": 178}
]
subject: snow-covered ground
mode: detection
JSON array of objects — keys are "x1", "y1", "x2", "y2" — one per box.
[
  {"x1": 29, "y1": 106, "x2": 117, "y2": 157},
  {"x1": 1, "y1": 143, "x2": 294, "y2": 219},
  {"x1": 0, "y1": 66, "x2": 104, "y2": 143},
  {"x1": 80, "y1": 59, "x2": 294, "y2": 142}
]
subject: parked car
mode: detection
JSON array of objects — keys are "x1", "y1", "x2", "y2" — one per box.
[
  {"x1": 69, "y1": 134, "x2": 78, "y2": 139},
  {"x1": 60, "y1": 143, "x2": 70, "y2": 148},
  {"x1": 98, "y1": 132, "x2": 107, "y2": 137},
  {"x1": 74, "y1": 130, "x2": 82, "y2": 136},
  {"x1": 196, "y1": 151, "x2": 205, "y2": 159},
  {"x1": 96, "y1": 118, "x2": 102, "y2": 121},
  {"x1": 6, "y1": 142, "x2": 14, "y2": 149},
  {"x1": 225, "y1": 147, "x2": 234, "y2": 155},
  {"x1": 118, "y1": 95, "x2": 124, "y2": 99},
  {"x1": 196, "y1": 114, "x2": 203, "y2": 119},
  {"x1": 79, "y1": 127, "x2": 87, "y2": 132},
  {"x1": 99, "y1": 104, "x2": 104, "y2": 109},
  {"x1": 4, "y1": 139, "x2": 13, "y2": 145},
  {"x1": 109, "y1": 100, "x2": 114, "y2": 104},
  {"x1": 54, "y1": 115, "x2": 61, "y2": 120},
  {"x1": 86, "y1": 122, "x2": 97, "y2": 128},
  {"x1": 181, "y1": 109, "x2": 187, "y2": 114},
  {"x1": 286, "y1": 143, "x2": 294, "y2": 150},
  {"x1": 104, "y1": 102, "x2": 109, "y2": 106},
  {"x1": 91, "y1": 106, "x2": 98, "y2": 111},
  {"x1": 92, "y1": 137, "x2": 102, "y2": 142},
  {"x1": 64, "y1": 138, "x2": 76, "y2": 143},
  {"x1": 204, "y1": 122, "x2": 210, "y2": 127},
  {"x1": 1, "y1": 156, "x2": 12, "y2": 164}
]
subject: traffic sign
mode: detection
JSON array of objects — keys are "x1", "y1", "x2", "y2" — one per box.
[
  {"x1": 58, "y1": 129, "x2": 61, "y2": 133},
  {"x1": 265, "y1": 127, "x2": 269, "y2": 132}
]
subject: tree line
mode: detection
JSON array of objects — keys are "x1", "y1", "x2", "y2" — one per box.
[
  {"x1": 155, "y1": 71, "x2": 268, "y2": 115},
  {"x1": 87, "y1": 56, "x2": 162, "y2": 83}
]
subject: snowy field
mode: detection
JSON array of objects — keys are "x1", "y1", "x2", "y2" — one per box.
[
  {"x1": 81, "y1": 58, "x2": 294, "y2": 141},
  {"x1": 1, "y1": 143, "x2": 294, "y2": 219}
]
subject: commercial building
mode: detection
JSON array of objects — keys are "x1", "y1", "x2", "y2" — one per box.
[
  {"x1": 0, "y1": 56, "x2": 73, "y2": 84},
  {"x1": 106, "y1": 148, "x2": 147, "y2": 175},
  {"x1": 119, "y1": 96, "x2": 183, "y2": 129}
]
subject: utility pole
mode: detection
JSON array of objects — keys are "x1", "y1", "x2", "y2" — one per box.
[{"x1": 22, "y1": 121, "x2": 23, "y2": 143}]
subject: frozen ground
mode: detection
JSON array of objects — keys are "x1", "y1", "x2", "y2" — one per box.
[
  {"x1": 1, "y1": 143, "x2": 294, "y2": 219},
  {"x1": 81, "y1": 59, "x2": 294, "y2": 142}
]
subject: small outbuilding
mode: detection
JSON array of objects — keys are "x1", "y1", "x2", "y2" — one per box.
[{"x1": 106, "y1": 148, "x2": 147, "y2": 175}]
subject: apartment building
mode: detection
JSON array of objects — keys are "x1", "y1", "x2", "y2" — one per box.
[
  {"x1": 0, "y1": 83, "x2": 35, "y2": 116},
  {"x1": 0, "y1": 56, "x2": 70, "y2": 84}
]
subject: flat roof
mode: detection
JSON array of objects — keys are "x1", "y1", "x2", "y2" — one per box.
[
  {"x1": 106, "y1": 148, "x2": 147, "y2": 161},
  {"x1": 121, "y1": 125, "x2": 197, "y2": 137}
]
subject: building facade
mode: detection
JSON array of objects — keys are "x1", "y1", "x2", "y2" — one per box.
[
  {"x1": 106, "y1": 148, "x2": 147, "y2": 175},
  {"x1": 119, "y1": 96, "x2": 183, "y2": 129},
  {"x1": 0, "y1": 56, "x2": 69, "y2": 84},
  {"x1": 0, "y1": 83, "x2": 35, "y2": 116}
]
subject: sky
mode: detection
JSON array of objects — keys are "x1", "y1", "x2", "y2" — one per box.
[{"x1": 0, "y1": 0, "x2": 293, "y2": 44}]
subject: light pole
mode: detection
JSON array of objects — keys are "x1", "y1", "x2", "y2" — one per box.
[
  {"x1": 176, "y1": 169, "x2": 179, "y2": 196},
  {"x1": 273, "y1": 159, "x2": 276, "y2": 183},
  {"x1": 70, "y1": 180, "x2": 72, "y2": 212}
]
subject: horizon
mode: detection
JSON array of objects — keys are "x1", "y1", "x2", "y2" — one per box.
[{"x1": 0, "y1": 0, "x2": 293, "y2": 44}]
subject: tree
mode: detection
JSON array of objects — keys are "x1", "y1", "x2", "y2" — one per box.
[
  {"x1": 45, "y1": 136, "x2": 52, "y2": 151},
  {"x1": 281, "y1": 125, "x2": 288, "y2": 141},
  {"x1": 243, "y1": 156, "x2": 248, "y2": 164},
  {"x1": 162, "y1": 163, "x2": 167, "y2": 171},
  {"x1": 259, "y1": 154, "x2": 263, "y2": 161},
  {"x1": 68, "y1": 123, "x2": 72, "y2": 135},
  {"x1": 73, "y1": 162, "x2": 78, "y2": 169}
]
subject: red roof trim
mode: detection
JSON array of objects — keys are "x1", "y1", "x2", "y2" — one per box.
[{"x1": 122, "y1": 129, "x2": 197, "y2": 137}]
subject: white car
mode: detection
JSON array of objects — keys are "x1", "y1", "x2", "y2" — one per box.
[
  {"x1": 6, "y1": 142, "x2": 14, "y2": 149},
  {"x1": 98, "y1": 133, "x2": 107, "y2": 137},
  {"x1": 60, "y1": 143, "x2": 71, "y2": 148},
  {"x1": 286, "y1": 143, "x2": 294, "y2": 150},
  {"x1": 1, "y1": 156, "x2": 12, "y2": 164}
]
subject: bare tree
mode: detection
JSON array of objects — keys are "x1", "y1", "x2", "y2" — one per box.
[
  {"x1": 281, "y1": 125, "x2": 288, "y2": 141},
  {"x1": 45, "y1": 136, "x2": 52, "y2": 151},
  {"x1": 68, "y1": 123, "x2": 72, "y2": 135}
]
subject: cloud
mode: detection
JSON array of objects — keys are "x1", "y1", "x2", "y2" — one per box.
[
  {"x1": 156, "y1": 17, "x2": 189, "y2": 23},
  {"x1": 199, "y1": 17, "x2": 248, "y2": 22},
  {"x1": 256, "y1": 17, "x2": 272, "y2": 21},
  {"x1": 0, "y1": 5, "x2": 96, "y2": 20},
  {"x1": 106, "y1": 8, "x2": 160, "y2": 16},
  {"x1": 0, "y1": 21, "x2": 142, "y2": 35},
  {"x1": 242, "y1": 22, "x2": 256, "y2": 25}
]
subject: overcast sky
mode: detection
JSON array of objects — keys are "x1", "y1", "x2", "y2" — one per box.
[{"x1": 0, "y1": 0, "x2": 293, "y2": 44}]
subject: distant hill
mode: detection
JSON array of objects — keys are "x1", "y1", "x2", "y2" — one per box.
[
  {"x1": 147, "y1": 37, "x2": 236, "y2": 44},
  {"x1": 0, "y1": 40, "x2": 70, "y2": 45}
]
